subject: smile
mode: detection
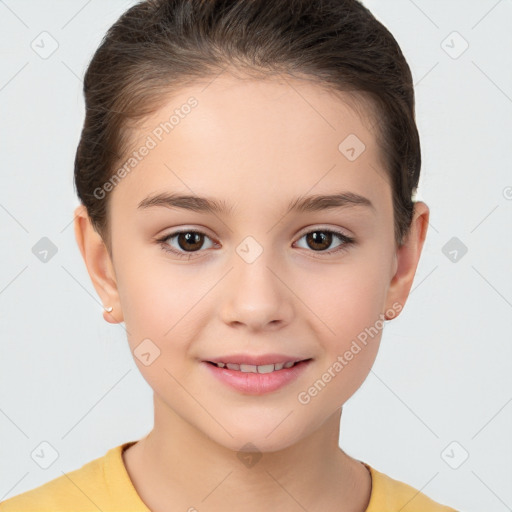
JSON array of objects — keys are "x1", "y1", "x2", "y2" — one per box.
[
  {"x1": 207, "y1": 361, "x2": 300, "y2": 373},
  {"x1": 203, "y1": 359, "x2": 313, "y2": 395}
]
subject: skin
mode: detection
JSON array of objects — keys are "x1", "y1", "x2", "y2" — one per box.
[{"x1": 74, "y1": 71, "x2": 429, "y2": 512}]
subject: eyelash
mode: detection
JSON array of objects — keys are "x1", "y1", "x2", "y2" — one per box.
[{"x1": 155, "y1": 228, "x2": 355, "y2": 260}]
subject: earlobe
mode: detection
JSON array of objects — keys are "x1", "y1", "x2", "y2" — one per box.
[
  {"x1": 384, "y1": 201, "x2": 430, "y2": 319},
  {"x1": 73, "y1": 205, "x2": 123, "y2": 324}
]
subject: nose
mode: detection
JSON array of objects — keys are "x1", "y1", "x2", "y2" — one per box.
[{"x1": 218, "y1": 249, "x2": 294, "y2": 332}]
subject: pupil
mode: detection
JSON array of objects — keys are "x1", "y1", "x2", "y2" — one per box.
[
  {"x1": 307, "y1": 231, "x2": 331, "y2": 251},
  {"x1": 179, "y1": 232, "x2": 203, "y2": 251}
]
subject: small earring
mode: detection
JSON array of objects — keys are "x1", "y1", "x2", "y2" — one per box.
[{"x1": 104, "y1": 306, "x2": 113, "y2": 313}]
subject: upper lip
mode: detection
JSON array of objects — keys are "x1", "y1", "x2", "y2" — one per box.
[{"x1": 204, "y1": 353, "x2": 312, "y2": 366}]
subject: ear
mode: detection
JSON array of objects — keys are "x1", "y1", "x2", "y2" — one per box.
[
  {"x1": 384, "y1": 201, "x2": 429, "y2": 319},
  {"x1": 73, "y1": 204, "x2": 123, "y2": 324}
]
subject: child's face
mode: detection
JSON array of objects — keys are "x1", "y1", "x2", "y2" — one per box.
[{"x1": 89, "y1": 74, "x2": 414, "y2": 451}]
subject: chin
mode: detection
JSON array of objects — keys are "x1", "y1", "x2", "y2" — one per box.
[{"x1": 207, "y1": 423, "x2": 305, "y2": 455}]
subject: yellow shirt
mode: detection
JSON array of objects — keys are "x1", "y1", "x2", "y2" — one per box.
[{"x1": 0, "y1": 441, "x2": 458, "y2": 511}]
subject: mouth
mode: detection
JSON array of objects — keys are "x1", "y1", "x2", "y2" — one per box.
[
  {"x1": 202, "y1": 358, "x2": 313, "y2": 395},
  {"x1": 205, "y1": 359, "x2": 312, "y2": 373}
]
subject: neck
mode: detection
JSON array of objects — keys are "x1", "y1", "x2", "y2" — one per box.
[{"x1": 122, "y1": 394, "x2": 371, "y2": 512}]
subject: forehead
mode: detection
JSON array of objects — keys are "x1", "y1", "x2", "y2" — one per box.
[{"x1": 110, "y1": 73, "x2": 390, "y2": 215}]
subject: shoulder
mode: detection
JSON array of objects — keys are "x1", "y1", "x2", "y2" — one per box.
[
  {"x1": 364, "y1": 463, "x2": 459, "y2": 512},
  {"x1": 0, "y1": 442, "x2": 144, "y2": 512},
  {"x1": 0, "y1": 454, "x2": 106, "y2": 512}
]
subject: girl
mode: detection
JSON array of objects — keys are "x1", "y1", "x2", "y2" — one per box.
[{"x1": 1, "y1": 0, "x2": 459, "y2": 510}]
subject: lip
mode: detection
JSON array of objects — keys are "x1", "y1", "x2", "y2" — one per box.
[
  {"x1": 203, "y1": 353, "x2": 310, "y2": 366},
  {"x1": 201, "y1": 358, "x2": 313, "y2": 395}
]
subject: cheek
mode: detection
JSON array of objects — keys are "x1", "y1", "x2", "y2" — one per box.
[
  {"x1": 116, "y1": 263, "x2": 197, "y2": 395},
  {"x1": 297, "y1": 270, "x2": 386, "y2": 411},
  {"x1": 296, "y1": 246, "x2": 392, "y2": 397},
  {"x1": 306, "y1": 251, "x2": 391, "y2": 342},
  {"x1": 114, "y1": 253, "x2": 189, "y2": 349}
]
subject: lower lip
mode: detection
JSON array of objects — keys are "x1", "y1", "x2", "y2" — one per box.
[{"x1": 202, "y1": 360, "x2": 312, "y2": 395}]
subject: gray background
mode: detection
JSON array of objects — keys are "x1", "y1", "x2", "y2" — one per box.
[{"x1": 1, "y1": 1, "x2": 511, "y2": 511}]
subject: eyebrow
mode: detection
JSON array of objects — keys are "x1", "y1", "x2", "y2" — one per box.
[{"x1": 137, "y1": 191, "x2": 376, "y2": 216}]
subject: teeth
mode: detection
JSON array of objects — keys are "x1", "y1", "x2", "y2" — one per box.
[
  {"x1": 214, "y1": 361, "x2": 299, "y2": 373},
  {"x1": 240, "y1": 364, "x2": 257, "y2": 372},
  {"x1": 258, "y1": 364, "x2": 278, "y2": 373}
]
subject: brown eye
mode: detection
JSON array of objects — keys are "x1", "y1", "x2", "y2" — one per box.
[
  {"x1": 158, "y1": 227, "x2": 354, "y2": 260},
  {"x1": 305, "y1": 231, "x2": 333, "y2": 251},
  {"x1": 158, "y1": 229, "x2": 215, "y2": 258},
  {"x1": 295, "y1": 229, "x2": 354, "y2": 254},
  {"x1": 175, "y1": 231, "x2": 205, "y2": 252}
]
